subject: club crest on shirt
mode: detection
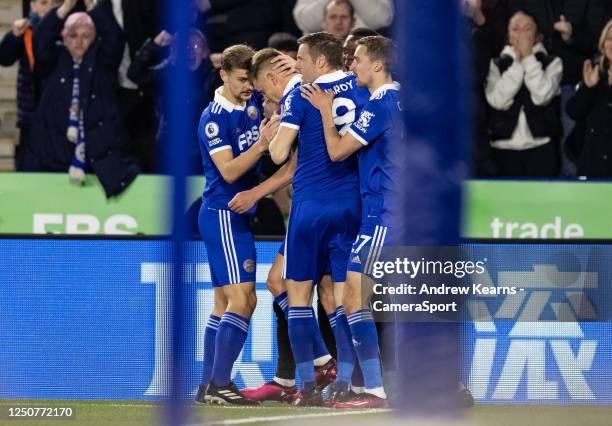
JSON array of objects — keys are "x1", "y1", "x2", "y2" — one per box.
[
  {"x1": 354, "y1": 110, "x2": 375, "y2": 132},
  {"x1": 282, "y1": 93, "x2": 293, "y2": 117},
  {"x1": 205, "y1": 121, "x2": 219, "y2": 138},
  {"x1": 247, "y1": 105, "x2": 259, "y2": 120}
]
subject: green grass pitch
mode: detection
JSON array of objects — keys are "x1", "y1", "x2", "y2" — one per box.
[{"x1": 1, "y1": 400, "x2": 612, "y2": 426}]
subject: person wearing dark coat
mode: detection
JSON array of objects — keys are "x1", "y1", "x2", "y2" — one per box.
[
  {"x1": 110, "y1": 0, "x2": 159, "y2": 173},
  {"x1": 566, "y1": 20, "x2": 612, "y2": 178},
  {"x1": 0, "y1": 0, "x2": 61, "y2": 170},
  {"x1": 23, "y1": 0, "x2": 139, "y2": 198},
  {"x1": 204, "y1": 0, "x2": 300, "y2": 52},
  {"x1": 127, "y1": 28, "x2": 213, "y2": 174}
]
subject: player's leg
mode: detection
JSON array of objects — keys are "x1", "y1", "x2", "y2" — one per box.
[
  {"x1": 327, "y1": 231, "x2": 360, "y2": 404},
  {"x1": 284, "y1": 200, "x2": 328, "y2": 406},
  {"x1": 338, "y1": 224, "x2": 389, "y2": 409},
  {"x1": 200, "y1": 287, "x2": 227, "y2": 389},
  {"x1": 286, "y1": 278, "x2": 319, "y2": 404},
  {"x1": 201, "y1": 208, "x2": 259, "y2": 405},
  {"x1": 242, "y1": 250, "x2": 297, "y2": 402},
  {"x1": 313, "y1": 275, "x2": 337, "y2": 390},
  {"x1": 196, "y1": 205, "x2": 231, "y2": 403}
]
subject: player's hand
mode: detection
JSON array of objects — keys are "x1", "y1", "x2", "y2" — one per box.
[
  {"x1": 583, "y1": 59, "x2": 600, "y2": 88},
  {"x1": 271, "y1": 54, "x2": 297, "y2": 79},
  {"x1": 154, "y1": 30, "x2": 173, "y2": 47},
  {"x1": 259, "y1": 115, "x2": 280, "y2": 148},
  {"x1": 228, "y1": 189, "x2": 259, "y2": 214},
  {"x1": 553, "y1": 15, "x2": 572, "y2": 43},
  {"x1": 12, "y1": 18, "x2": 29, "y2": 37},
  {"x1": 300, "y1": 83, "x2": 333, "y2": 111}
]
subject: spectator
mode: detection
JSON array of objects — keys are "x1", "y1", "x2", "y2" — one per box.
[
  {"x1": 293, "y1": 0, "x2": 393, "y2": 36},
  {"x1": 128, "y1": 29, "x2": 213, "y2": 174},
  {"x1": 566, "y1": 20, "x2": 612, "y2": 178},
  {"x1": 485, "y1": 11, "x2": 563, "y2": 177},
  {"x1": 268, "y1": 32, "x2": 298, "y2": 59},
  {"x1": 23, "y1": 0, "x2": 139, "y2": 197},
  {"x1": 508, "y1": 0, "x2": 608, "y2": 175},
  {"x1": 341, "y1": 27, "x2": 378, "y2": 70},
  {"x1": 463, "y1": 0, "x2": 511, "y2": 177},
  {"x1": 0, "y1": 0, "x2": 61, "y2": 170},
  {"x1": 321, "y1": 0, "x2": 354, "y2": 40},
  {"x1": 206, "y1": 0, "x2": 300, "y2": 52},
  {"x1": 109, "y1": 0, "x2": 158, "y2": 172}
]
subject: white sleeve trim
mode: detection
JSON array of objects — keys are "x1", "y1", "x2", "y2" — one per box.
[
  {"x1": 209, "y1": 145, "x2": 232, "y2": 155},
  {"x1": 347, "y1": 127, "x2": 369, "y2": 146},
  {"x1": 280, "y1": 122, "x2": 300, "y2": 130}
]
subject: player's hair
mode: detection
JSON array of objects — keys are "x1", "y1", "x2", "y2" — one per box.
[
  {"x1": 268, "y1": 32, "x2": 298, "y2": 53},
  {"x1": 356, "y1": 35, "x2": 395, "y2": 74},
  {"x1": 221, "y1": 44, "x2": 255, "y2": 72},
  {"x1": 348, "y1": 27, "x2": 379, "y2": 39},
  {"x1": 323, "y1": 0, "x2": 355, "y2": 18},
  {"x1": 250, "y1": 47, "x2": 283, "y2": 80},
  {"x1": 297, "y1": 32, "x2": 344, "y2": 70}
]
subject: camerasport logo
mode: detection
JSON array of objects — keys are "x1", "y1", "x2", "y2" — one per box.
[{"x1": 467, "y1": 264, "x2": 598, "y2": 401}]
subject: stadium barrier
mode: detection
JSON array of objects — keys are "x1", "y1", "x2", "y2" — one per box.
[
  {"x1": 1, "y1": 238, "x2": 610, "y2": 404},
  {"x1": 1, "y1": 173, "x2": 611, "y2": 238}
]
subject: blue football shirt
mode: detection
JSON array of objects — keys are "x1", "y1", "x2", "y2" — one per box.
[
  {"x1": 198, "y1": 87, "x2": 263, "y2": 211},
  {"x1": 280, "y1": 70, "x2": 369, "y2": 201},
  {"x1": 346, "y1": 82, "x2": 404, "y2": 223}
]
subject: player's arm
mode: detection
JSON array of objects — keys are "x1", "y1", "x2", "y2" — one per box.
[
  {"x1": 269, "y1": 125, "x2": 298, "y2": 165},
  {"x1": 207, "y1": 115, "x2": 279, "y2": 184},
  {"x1": 228, "y1": 151, "x2": 297, "y2": 214},
  {"x1": 300, "y1": 83, "x2": 364, "y2": 161}
]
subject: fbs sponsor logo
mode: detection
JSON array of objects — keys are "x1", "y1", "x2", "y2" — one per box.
[
  {"x1": 489, "y1": 216, "x2": 584, "y2": 239},
  {"x1": 33, "y1": 213, "x2": 138, "y2": 234}
]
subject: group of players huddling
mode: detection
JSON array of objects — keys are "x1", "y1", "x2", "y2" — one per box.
[{"x1": 194, "y1": 30, "x2": 402, "y2": 408}]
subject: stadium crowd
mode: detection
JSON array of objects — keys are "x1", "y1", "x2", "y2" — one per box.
[{"x1": 1, "y1": 0, "x2": 611, "y2": 194}]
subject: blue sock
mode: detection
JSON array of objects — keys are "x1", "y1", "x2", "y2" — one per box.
[
  {"x1": 334, "y1": 306, "x2": 356, "y2": 390},
  {"x1": 328, "y1": 311, "x2": 337, "y2": 331},
  {"x1": 348, "y1": 309, "x2": 384, "y2": 390},
  {"x1": 352, "y1": 362, "x2": 365, "y2": 388},
  {"x1": 201, "y1": 314, "x2": 220, "y2": 386},
  {"x1": 312, "y1": 308, "x2": 330, "y2": 362},
  {"x1": 288, "y1": 306, "x2": 316, "y2": 392},
  {"x1": 274, "y1": 292, "x2": 289, "y2": 318},
  {"x1": 211, "y1": 312, "x2": 249, "y2": 387}
]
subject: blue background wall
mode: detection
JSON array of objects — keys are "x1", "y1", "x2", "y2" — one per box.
[{"x1": 1, "y1": 240, "x2": 610, "y2": 404}]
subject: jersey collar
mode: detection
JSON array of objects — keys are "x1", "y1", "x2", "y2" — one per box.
[
  {"x1": 214, "y1": 86, "x2": 246, "y2": 112},
  {"x1": 313, "y1": 69, "x2": 347, "y2": 84},
  {"x1": 369, "y1": 82, "x2": 401, "y2": 100},
  {"x1": 283, "y1": 74, "x2": 302, "y2": 97}
]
